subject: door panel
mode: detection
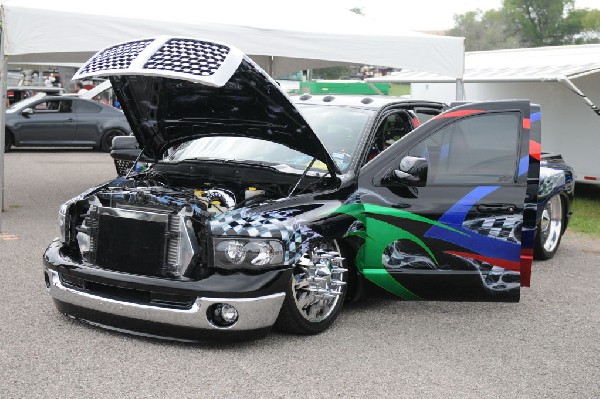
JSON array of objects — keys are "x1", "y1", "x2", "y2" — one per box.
[
  {"x1": 353, "y1": 101, "x2": 537, "y2": 302},
  {"x1": 73, "y1": 99, "x2": 104, "y2": 145},
  {"x1": 18, "y1": 99, "x2": 77, "y2": 144}
]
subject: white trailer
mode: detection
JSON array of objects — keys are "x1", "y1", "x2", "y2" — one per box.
[{"x1": 369, "y1": 44, "x2": 600, "y2": 185}]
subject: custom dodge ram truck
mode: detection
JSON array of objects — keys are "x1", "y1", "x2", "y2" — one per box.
[{"x1": 43, "y1": 36, "x2": 573, "y2": 340}]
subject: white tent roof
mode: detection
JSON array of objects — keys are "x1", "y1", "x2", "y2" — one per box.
[
  {"x1": 368, "y1": 44, "x2": 600, "y2": 83},
  {"x1": 1, "y1": 0, "x2": 465, "y2": 78}
]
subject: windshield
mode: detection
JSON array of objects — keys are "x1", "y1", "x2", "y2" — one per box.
[{"x1": 165, "y1": 105, "x2": 372, "y2": 173}]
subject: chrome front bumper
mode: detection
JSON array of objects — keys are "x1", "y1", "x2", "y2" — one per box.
[{"x1": 46, "y1": 269, "x2": 285, "y2": 332}]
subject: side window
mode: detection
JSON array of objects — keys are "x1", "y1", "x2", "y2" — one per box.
[
  {"x1": 76, "y1": 100, "x2": 102, "y2": 113},
  {"x1": 408, "y1": 112, "x2": 520, "y2": 185},
  {"x1": 34, "y1": 100, "x2": 57, "y2": 111},
  {"x1": 33, "y1": 100, "x2": 72, "y2": 113},
  {"x1": 58, "y1": 100, "x2": 72, "y2": 113},
  {"x1": 367, "y1": 111, "x2": 413, "y2": 164}
]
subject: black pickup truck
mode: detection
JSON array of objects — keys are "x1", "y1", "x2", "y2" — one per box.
[{"x1": 43, "y1": 36, "x2": 574, "y2": 340}]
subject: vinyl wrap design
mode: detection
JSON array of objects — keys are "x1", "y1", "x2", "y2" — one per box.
[
  {"x1": 210, "y1": 208, "x2": 321, "y2": 265},
  {"x1": 332, "y1": 186, "x2": 525, "y2": 300}
]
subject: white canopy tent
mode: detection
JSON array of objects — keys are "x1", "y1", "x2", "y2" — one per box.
[
  {"x1": 1, "y1": 0, "x2": 465, "y2": 78},
  {"x1": 0, "y1": 0, "x2": 465, "y2": 227}
]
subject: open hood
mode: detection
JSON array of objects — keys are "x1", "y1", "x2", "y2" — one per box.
[{"x1": 73, "y1": 36, "x2": 338, "y2": 174}]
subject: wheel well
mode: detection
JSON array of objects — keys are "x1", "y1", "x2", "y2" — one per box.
[
  {"x1": 335, "y1": 239, "x2": 363, "y2": 303},
  {"x1": 559, "y1": 192, "x2": 569, "y2": 234}
]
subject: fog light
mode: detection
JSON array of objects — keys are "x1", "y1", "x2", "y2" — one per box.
[{"x1": 208, "y1": 303, "x2": 239, "y2": 327}]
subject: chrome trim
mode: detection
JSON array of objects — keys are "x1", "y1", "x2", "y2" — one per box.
[
  {"x1": 176, "y1": 209, "x2": 199, "y2": 276},
  {"x1": 46, "y1": 270, "x2": 284, "y2": 331},
  {"x1": 541, "y1": 195, "x2": 563, "y2": 253},
  {"x1": 292, "y1": 242, "x2": 346, "y2": 323}
]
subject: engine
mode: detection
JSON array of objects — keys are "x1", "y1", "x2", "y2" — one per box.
[{"x1": 65, "y1": 178, "x2": 273, "y2": 280}]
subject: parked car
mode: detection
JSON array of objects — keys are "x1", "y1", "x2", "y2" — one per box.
[
  {"x1": 4, "y1": 95, "x2": 131, "y2": 152},
  {"x1": 43, "y1": 37, "x2": 572, "y2": 341}
]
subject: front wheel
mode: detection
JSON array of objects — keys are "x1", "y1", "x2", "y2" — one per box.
[
  {"x1": 275, "y1": 241, "x2": 348, "y2": 335},
  {"x1": 100, "y1": 129, "x2": 123, "y2": 152},
  {"x1": 534, "y1": 194, "x2": 564, "y2": 260}
]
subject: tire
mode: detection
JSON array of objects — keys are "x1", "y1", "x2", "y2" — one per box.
[
  {"x1": 275, "y1": 241, "x2": 348, "y2": 335},
  {"x1": 4, "y1": 131, "x2": 13, "y2": 152},
  {"x1": 534, "y1": 194, "x2": 564, "y2": 260},
  {"x1": 100, "y1": 129, "x2": 123, "y2": 152}
]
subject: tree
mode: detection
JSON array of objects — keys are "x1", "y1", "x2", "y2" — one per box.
[
  {"x1": 503, "y1": 0, "x2": 576, "y2": 46},
  {"x1": 579, "y1": 9, "x2": 600, "y2": 43},
  {"x1": 349, "y1": 7, "x2": 364, "y2": 16},
  {"x1": 311, "y1": 66, "x2": 357, "y2": 80},
  {"x1": 448, "y1": 0, "x2": 600, "y2": 49},
  {"x1": 448, "y1": 9, "x2": 520, "y2": 51}
]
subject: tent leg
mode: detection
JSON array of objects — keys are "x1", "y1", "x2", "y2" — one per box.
[
  {"x1": 559, "y1": 77, "x2": 600, "y2": 117},
  {"x1": 0, "y1": 32, "x2": 6, "y2": 228},
  {"x1": 455, "y1": 78, "x2": 465, "y2": 101},
  {"x1": 268, "y1": 56, "x2": 274, "y2": 76}
]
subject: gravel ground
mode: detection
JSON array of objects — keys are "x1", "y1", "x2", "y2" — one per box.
[{"x1": 1, "y1": 149, "x2": 599, "y2": 399}]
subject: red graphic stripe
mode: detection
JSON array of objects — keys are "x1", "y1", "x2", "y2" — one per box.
[
  {"x1": 445, "y1": 251, "x2": 520, "y2": 272},
  {"x1": 433, "y1": 109, "x2": 484, "y2": 120},
  {"x1": 520, "y1": 248, "x2": 533, "y2": 287},
  {"x1": 529, "y1": 139, "x2": 541, "y2": 161},
  {"x1": 412, "y1": 116, "x2": 420, "y2": 127},
  {"x1": 523, "y1": 118, "x2": 530, "y2": 129}
]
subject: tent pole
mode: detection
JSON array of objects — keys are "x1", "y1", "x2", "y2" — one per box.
[
  {"x1": 455, "y1": 78, "x2": 465, "y2": 100},
  {"x1": 558, "y1": 77, "x2": 600, "y2": 117},
  {"x1": 0, "y1": 24, "x2": 6, "y2": 228},
  {"x1": 268, "y1": 56, "x2": 274, "y2": 76}
]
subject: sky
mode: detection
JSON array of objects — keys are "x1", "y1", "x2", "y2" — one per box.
[{"x1": 316, "y1": 0, "x2": 600, "y2": 31}]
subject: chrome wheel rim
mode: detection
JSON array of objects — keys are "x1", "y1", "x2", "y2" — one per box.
[
  {"x1": 291, "y1": 242, "x2": 347, "y2": 323},
  {"x1": 540, "y1": 196, "x2": 562, "y2": 253}
]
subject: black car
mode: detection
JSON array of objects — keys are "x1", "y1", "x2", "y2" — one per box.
[
  {"x1": 5, "y1": 95, "x2": 131, "y2": 152},
  {"x1": 43, "y1": 37, "x2": 573, "y2": 340}
]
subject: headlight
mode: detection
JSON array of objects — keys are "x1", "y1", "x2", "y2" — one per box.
[
  {"x1": 213, "y1": 238, "x2": 284, "y2": 270},
  {"x1": 58, "y1": 202, "x2": 71, "y2": 243}
]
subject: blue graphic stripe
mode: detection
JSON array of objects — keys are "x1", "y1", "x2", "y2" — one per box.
[
  {"x1": 530, "y1": 112, "x2": 541, "y2": 122},
  {"x1": 425, "y1": 186, "x2": 521, "y2": 261},
  {"x1": 437, "y1": 186, "x2": 499, "y2": 225},
  {"x1": 518, "y1": 155, "x2": 529, "y2": 176}
]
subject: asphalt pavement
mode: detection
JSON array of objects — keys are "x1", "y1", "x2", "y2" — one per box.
[{"x1": 1, "y1": 149, "x2": 599, "y2": 399}]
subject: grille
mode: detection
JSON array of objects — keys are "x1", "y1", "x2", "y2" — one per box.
[
  {"x1": 60, "y1": 273, "x2": 195, "y2": 309},
  {"x1": 143, "y1": 38, "x2": 230, "y2": 77},
  {"x1": 78, "y1": 40, "x2": 153, "y2": 75},
  {"x1": 86, "y1": 206, "x2": 182, "y2": 277}
]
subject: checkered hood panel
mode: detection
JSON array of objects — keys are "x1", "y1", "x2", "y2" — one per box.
[
  {"x1": 462, "y1": 215, "x2": 522, "y2": 243},
  {"x1": 144, "y1": 38, "x2": 230, "y2": 77},
  {"x1": 211, "y1": 208, "x2": 321, "y2": 264},
  {"x1": 78, "y1": 40, "x2": 153, "y2": 76}
]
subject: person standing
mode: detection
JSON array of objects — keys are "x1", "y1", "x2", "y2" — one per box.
[{"x1": 76, "y1": 82, "x2": 88, "y2": 94}]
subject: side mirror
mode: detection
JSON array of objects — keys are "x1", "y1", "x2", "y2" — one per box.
[
  {"x1": 387, "y1": 156, "x2": 428, "y2": 187},
  {"x1": 21, "y1": 108, "x2": 34, "y2": 116},
  {"x1": 110, "y1": 135, "x2": 152, "y2": 162}
]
